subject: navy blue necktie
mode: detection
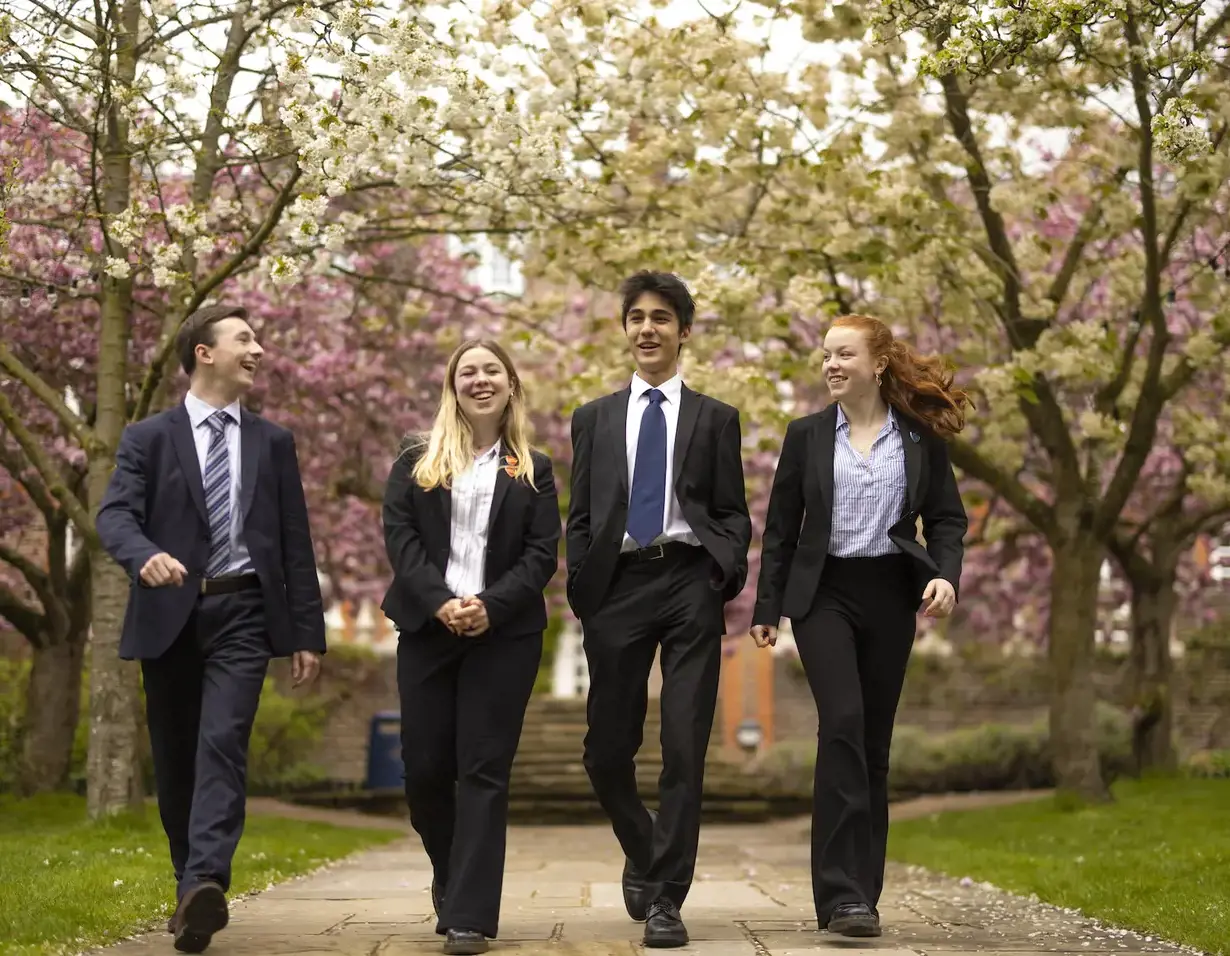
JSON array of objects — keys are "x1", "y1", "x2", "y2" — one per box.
[{"x1": 627, "y1": 388, "x2": 667, "y2": 548}]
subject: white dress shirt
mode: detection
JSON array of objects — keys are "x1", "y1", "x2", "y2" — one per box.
[
  {"x1": 445, "y1": 443, "x2": 502, "y2": 596},
  {"x1": 828, "y1": 403, "x2": 906, "y2": 558},
  {"x1": 621, "y1": 373, "x2": 701, "y2": 552},
  {"x1": 184, "y1": 390, "x2": 254, "y2": 575}
]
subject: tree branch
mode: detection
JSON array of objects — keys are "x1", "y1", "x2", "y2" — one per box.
[
  {"x1": 0, "y1": 540, "x2": 51, "y2": 598},
  {"x1": 0, "y1": 344, "x2": 100, "y2": 454},
  {"x1": 0, "y1": 580, "x2": 44, "y2": 646},
  {"x1": 1046, "y1": 166, "x2": 1131, "y2": 310},
  {"x1": 0, "y1": 389, "x2": 97, "y2": 544},
  {"x1": 0, "y1": 439, "x2": 58, "y2": 517},
  {"x1": 946, "y1": 435, "x2": 1054, "y2": 534},
  {"x1": 133, "y1": 165, "x2": 303, "y2": 421}
]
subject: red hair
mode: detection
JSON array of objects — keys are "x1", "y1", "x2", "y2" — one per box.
[{"x1": 831, "y1": 314, "x2": 971, "y2": 438}]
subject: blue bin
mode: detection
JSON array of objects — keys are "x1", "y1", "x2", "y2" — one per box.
[{"x1": 365, "y1": 710, "x2": 405, "y2": 790}]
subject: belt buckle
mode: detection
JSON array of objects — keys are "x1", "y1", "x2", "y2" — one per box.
[
  {"x1": 199, "y1": 578, "x2": 208, "y2": 594},
  {"x1": 643, "y1": 544, "x2": 665, "y2": 561}
]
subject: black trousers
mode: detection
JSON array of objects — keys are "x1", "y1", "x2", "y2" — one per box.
[
  {"x1": 581, "y1": 544, "x2": 725, "y2": 909},
  {"x1": 141, "y1": 589, "x2": 271, "y2": 899},
  {"x1": 396, "y1": 623, "x2": 542, "y2": 939},
  {"x1": 793, "y1": 554, "x2": 917, "y2": 924}
]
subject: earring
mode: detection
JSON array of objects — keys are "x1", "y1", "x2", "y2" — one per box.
[{"x1": 876, "y1": 371, "x2": 883, "y2": 387}]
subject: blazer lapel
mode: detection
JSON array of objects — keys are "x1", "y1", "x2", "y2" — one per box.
[
  {"x1": 608, "y1": 388, "x2": 632, "y2": 495},
  {"x1": 239, "y1": 409, "x2": 260, "y2": 522},
  {"x1": 170, "y1": 405, "x2": 208, "y2": 522},
  {"x1": 487, "y1": 443, "x2": 514, "y2": 536},
  {"x1": 818, "y1": 403, "x2": 837, "y2": 518},
  {"x1": 672, "y1": 385, "x2": 700, "y2": 489},
  {"x1": 901, "y1": 414, "x2": 923, "y2": 512}
]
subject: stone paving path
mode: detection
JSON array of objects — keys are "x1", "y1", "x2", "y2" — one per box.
[{"x1": 96, "y1": 794, "x2": 1194, "y2": 956}]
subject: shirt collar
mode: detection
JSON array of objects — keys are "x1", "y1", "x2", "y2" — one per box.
[
  {"x1": 631, "y1": 372, "x2": 683, "y2": 404},
  {"x1": 185, "y1": 391, "x2": 241, "y2": 428},
  {"x1": 474, "y1": 442, "x2": 501, "y2": 465},
  {"x1": 835, "y1": 403, "x2": 898, "y2": 433}
]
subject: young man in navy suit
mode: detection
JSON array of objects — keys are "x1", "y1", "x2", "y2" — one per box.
[
  {"x1": 97, "y1": 304, "x2": 325, "y2": 954},
  {"x1": 566, "y1": 271, "x2": 752, "y2": 948}
]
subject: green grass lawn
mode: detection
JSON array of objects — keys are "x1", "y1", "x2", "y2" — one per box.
[
  {"x1": 0, "y1": 793, "x2": 403, "y2": 956},
  {"x1": 888, "y1": 776, "x2": 1230, "y2": 955}
]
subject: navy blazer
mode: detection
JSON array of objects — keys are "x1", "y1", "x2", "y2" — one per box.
[
  {"x1": 751, "y1": 404, "x2": 968, "y2": 627},
  {"x1": 96, "y1": 403, "x2": 327, "y2": 660},
  {"x1": 380, "y1": 441, "x2": 561, "y2": 637},
  {"x1": 564, "y1": 384, "x2": 752, "y2": 621}
]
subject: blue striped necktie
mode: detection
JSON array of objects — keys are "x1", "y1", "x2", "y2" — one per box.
[{"x1": 203, "y1": 411, "x2": 232, "y2": 578}]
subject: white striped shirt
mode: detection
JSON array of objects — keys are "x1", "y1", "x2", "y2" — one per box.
[
  {"x1": 828, "y1": 404, "x2": 906, "y2": 558},
  {"x1": 444, "y1": 444, "x2": 501, "y2": 596}
]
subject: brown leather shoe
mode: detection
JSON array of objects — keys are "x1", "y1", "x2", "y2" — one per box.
[{"x1": 171, "y1": 881, "x2": 229, "y2": 953}]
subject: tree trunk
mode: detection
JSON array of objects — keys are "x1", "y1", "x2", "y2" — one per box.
[
  {"x1": 1126, "y1": 569, "x2": 1177, "y2": 773},
  {"x1": 1047, "y1": 534, "x2": 1111, "y2": 802},
  {"x1": 85, "y1": 552, "x2": 144, "y2": 817},
  {"x1": 85, "y1": 0, "x2": 144, "y2": 820},
  {"x1": 17, "y1": 633, "x2": 86, "y2": 794}
]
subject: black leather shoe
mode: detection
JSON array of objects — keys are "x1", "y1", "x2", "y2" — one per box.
[
  {"x1": 431, "y1": 879, "x2": 444, "y2": 918},
  {"x1": 643, "y1": 898, "x2": 689, "y2": 948},
  {"x1": 622, "y1": 856, "x2": 649, "y2": 922},
  {"x1": 623, "y1": 808, "x2": 658, "y2": 921},
  {"x1": 442, "y1": 928, "x2": 488, "y2": 955},
  {"x1": 172, "y1": 881, "x2": 229, "y2": 953},
  {"x1": 827, "y1": 902, "x2": 881, "y2": 937}
]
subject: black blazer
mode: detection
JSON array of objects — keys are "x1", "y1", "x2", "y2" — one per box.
[
  {"x1": 565, "y1": 384, "x2": 752, "y2": 620},
  {"x1": 96, "y1": 404, "x2": 327, "y2": 660},
  {"x1": 381, "y1": 441, "x2": 560, "y2": 637},
  {"x1": 751, "y1": 404, "x2": 967, "y2": 627}
]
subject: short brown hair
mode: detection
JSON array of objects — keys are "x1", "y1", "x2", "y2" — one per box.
[{"x1": 176, "y1": 304, "x2": 249, "y2": 376}]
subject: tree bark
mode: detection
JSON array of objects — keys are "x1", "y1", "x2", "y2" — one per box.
[
  {"x1": 86, "y1": 554, "x2": 144, "y2": 816},
  {"x1": 17, "y1": 632, "x2": 86, "y2": 794},
  {"x1": 1126, "y1": 569, "x2": 1178, "y2": 773},
  {"x1": 1047, "y1": 533, "x2": 1112, "y2": 802}
]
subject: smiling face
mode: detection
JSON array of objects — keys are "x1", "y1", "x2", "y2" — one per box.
[
  {"x1": 624, "y1": 290, "x2": 689, "y2": 384},
  {"x1": 197, "y1": 316, "x2": 263, "y2": 393},
  {"x1": 822, "y1": 325, "x2": 885, "y2": 401},
  {"x1": 453, "y1": 345, "x2": 512, "y2": 431}
]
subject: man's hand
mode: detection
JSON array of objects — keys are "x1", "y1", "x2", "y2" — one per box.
[
  {"x1": 140, "y1": 553, "x2": 187, "y2": 587},
  {"x1": 749, "y1": 624, "x2": 778, "y2": 649},
  {"x1": 291, "y1": 650, "x2": 321, "y2": 687},
  {"x1": 921, "y1": 578, "x2": 957, "y2": 618},
  {"x1": 435, "y1": 598, "x2": 465, "y2": 633},
  {"x1": 454, "y1": 596, "x2": 490, "y2": 636}
]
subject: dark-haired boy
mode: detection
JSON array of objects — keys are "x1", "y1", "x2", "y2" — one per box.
[
  {"x1": 97, "y1": 304, "x2": 325, "y2": 954},
  {"x1": 565, "y1": 271, "x2": 751, "y2": 948}
]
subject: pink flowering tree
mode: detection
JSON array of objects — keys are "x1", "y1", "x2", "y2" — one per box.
[{"x1": 0, "y1": 104, "x2": 498, "y2": 795}]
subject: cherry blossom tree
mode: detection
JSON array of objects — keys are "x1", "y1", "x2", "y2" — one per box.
[{"x1": 0, "y1": 0, "x2": 578, "y2": 816}]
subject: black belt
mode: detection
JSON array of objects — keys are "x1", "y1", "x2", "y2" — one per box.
[
  {"x1": 199, "y1": 573, "x2": 261, "y2": 596},
  {"x1": 617, "y1": 540, "x2": 699, "y2": 565}
]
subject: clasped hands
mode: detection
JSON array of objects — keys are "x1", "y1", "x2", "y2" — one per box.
[
  {"x1": 748, "y1": 577, "x2": 956, "y2": 649},
  {"x1": 436, "y1": 595, "x2": 490, "y2": 637}
]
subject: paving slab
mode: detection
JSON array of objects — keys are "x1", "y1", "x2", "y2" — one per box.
[{"x1": 88, "y1": 810, "x2": 1195, "y2": 956}]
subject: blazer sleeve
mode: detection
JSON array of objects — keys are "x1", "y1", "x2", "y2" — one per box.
[
  {"x1": 479, "y1": 453, "x2": 561, "y2": 628},
  {"x1": 712, "y1": 406, "x2": 752, "y2": 599},
  {"x1": 382, "y1": 448, "x2": 455, "y2": 617},
  {"x1": 95, "y1": 425, "x2": 162, "y2": 581},
  {"x1": 275, "y1": 430, "x2": 327, "y2": 653},
  {"x1": 921, "y1": 435, "x2": 967, "y2": 597},
  {"x1": 564, "y1": 405, "x2": 594, "y2": 591},
  {"x1": 751, "y1": 418, "x2": 807, "y2": 627}
]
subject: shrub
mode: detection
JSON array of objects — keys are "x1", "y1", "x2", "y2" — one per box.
[
  {"x1": 0, "y1": 658, "x2": 31, "y2": 792},
  {"x1": 1184, "y1": 749, "x2": 1230, "y2": 779},
  {"x1": 246, "y1": 677, "x2": 331, "y2": 793},
  {"x1": 750, "y1": 703, "x2": 1134, "y2": 798}
]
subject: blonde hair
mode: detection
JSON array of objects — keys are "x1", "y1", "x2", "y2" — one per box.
[
  {"x1": 830, "y1": 314, "x2": 972, "y2": 438},
  {"x1": 410, "y1": 339, "x2": 536, "y2": 490}
]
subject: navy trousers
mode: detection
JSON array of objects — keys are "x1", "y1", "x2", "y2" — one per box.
[{"x1": 141, "y1": 589, "x2": 271, "y2": 898}]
